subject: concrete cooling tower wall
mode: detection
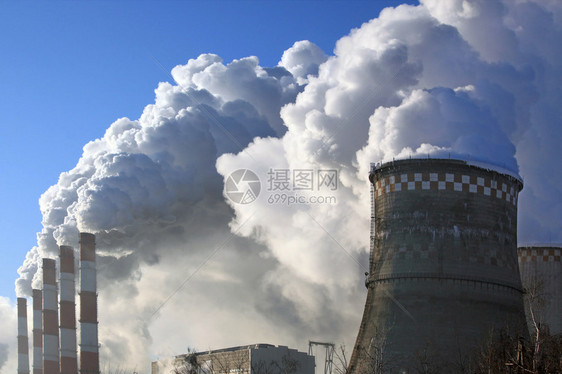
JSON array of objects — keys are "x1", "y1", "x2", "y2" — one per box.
[
  {"x1": 518, "y1": 246, "x2": 561, "y2": 336},
  {"x1": 349, "y1": 159, "x2": 528, "y2": 373}
]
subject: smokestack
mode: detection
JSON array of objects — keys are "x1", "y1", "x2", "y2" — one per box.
[
  {"x1": 42, "y1": 258, "x2": 60, "y2": 374},
  {"x1": 17, "y1": 297, "x2": 30, "y2": 374},
  {"x1": 32, "y1": 289, "x2": 43, "y2": 374},
  {"x1": 80, "y1": 232, "x2": 99, "y2": 374},
  {"x1": 60, "y1": 246, "x2": 78, "y2": 374}
]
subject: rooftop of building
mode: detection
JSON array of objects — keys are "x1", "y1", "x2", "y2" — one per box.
[{"x1": 177, "y1": 344, "x2": 302, "y2": 358}]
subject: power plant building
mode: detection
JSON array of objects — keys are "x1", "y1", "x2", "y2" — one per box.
[
  {"x1": 518, "y1": 245, "x2": 562, "y2": 336},
  {"x1": 349, "y1": 159, "x2": 528, "y2": 373},
  {"x1": 152, "y1": 344, "x2": 314, "y2": 374},
  {"x1": 16, "y1": 232, "x2": 99, "y2": 374},
  {"x1": 15, "y1": 160, "x2": 561, "y2": 374}
]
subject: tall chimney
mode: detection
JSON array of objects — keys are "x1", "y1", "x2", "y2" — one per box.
[
  {"x1": 42, "y1": 258, "x2": 59, "y2": 374},
  {"x1": 80, "y1": 232, "x2": 99, "y2": 374},
  {"x1": 60, "y1": 246, "x2": 78, "y2": 374},
  {"x1": 17, "y1": 297, "x2": 30, "y2": 374},
  {"x1": 32, "y1": 289, "x2": 43, "y2": 374}
]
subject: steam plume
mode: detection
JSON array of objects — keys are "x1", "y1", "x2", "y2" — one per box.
[{"x1": 12, "y1": 0, "x2": 562, "y2": 370}]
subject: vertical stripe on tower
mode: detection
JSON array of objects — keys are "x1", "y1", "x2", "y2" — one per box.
[
  {"x1": 80, "y1": 233, "x2": 99, "y2": 374},
  {"x1": 17, "y1": 297, "x2": 30, "y2": 374},
  {"x1": 60, "y1": 245, "x2": 78, "y2": 374},
  {"x1": 32, "y1": 289, "x2": 43, "y2": 374},
  {"x1": 43, "y1": 258, "x2": 59, "y2": 374}
]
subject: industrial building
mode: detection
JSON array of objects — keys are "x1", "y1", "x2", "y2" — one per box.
[
  {"x1": 15, "y1": 161, "x2": 561, "y2": 373},
  {"x1": 348, "y1": 159, "x2": 528, "y2": 373},
  {"x1": 17, "y1": 232, "x2": 99, "y2": 374},
  {"x1": 152, "y1": 344, "x2": 315, "y2": 374},
  {"x1": 518, "y1": 245, "x2": 562, "y2": 336}
]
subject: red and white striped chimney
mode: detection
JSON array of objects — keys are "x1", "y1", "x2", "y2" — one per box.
[
  {"x1": 42, "y1": 258, "x2": 59, "y2": 374},
  {"x1": 17, "y1": 297, "x2": 30, "y2": 374},
  {"x1": 60, "y1": 246, "x2": 78, "y2": 374},
  {"x1": 80, "y1": 232, "x2": 99, "y2": 374},
  {"x1": 32, "y1": 289, "x2": 43, "y2": 374}
]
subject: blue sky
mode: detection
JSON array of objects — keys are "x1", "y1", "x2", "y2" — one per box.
[{"x1": 0, "y1": 1, "x2": 417, "y2": 301}]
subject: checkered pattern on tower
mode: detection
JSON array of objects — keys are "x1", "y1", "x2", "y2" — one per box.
[
  {"x1": 374, "y1": 172, "x2": 518, "y2": 205},
  {"x1": 518, "y1": 248, "x2": 561, "y2": 262}
]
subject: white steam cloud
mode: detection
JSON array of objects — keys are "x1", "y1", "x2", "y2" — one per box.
[
  {"x1": 13, "y1": 0, "x2": 562, "y2": 371},
  {"x1": 0, "y1": 297, "x2": 17, "y2": 373}
]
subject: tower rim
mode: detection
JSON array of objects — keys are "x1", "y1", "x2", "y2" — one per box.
[{"x1": 369, "y1": 158, "x2": 523, "y2": 188}]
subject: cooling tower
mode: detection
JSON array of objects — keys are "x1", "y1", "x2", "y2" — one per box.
[
  {"x1": 80, "y1": 232, "x2": 99, "y2": 374},
  {"x1": 32, "y1": 289, "x2": 43, "y2": 374},
  {"x1": 17, "y1": 297, "x2": 30, "y2": 374},
  {"x1": 349, "y1": 159, "x2": 527, "y2": 373},
  {"x1": 60, "y1": 245, "x2": 78, "y2": 374},
  {"x1": 518, "y1": 245, "x2": 561, "y2": 335},
  {"x1": 43, "y1": 258, "x2": 60, "y2": 374}
]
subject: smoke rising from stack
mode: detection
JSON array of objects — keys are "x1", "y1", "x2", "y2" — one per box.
[{"x1": 10, "y1": 0, "x2": 562, "y2": 370}]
